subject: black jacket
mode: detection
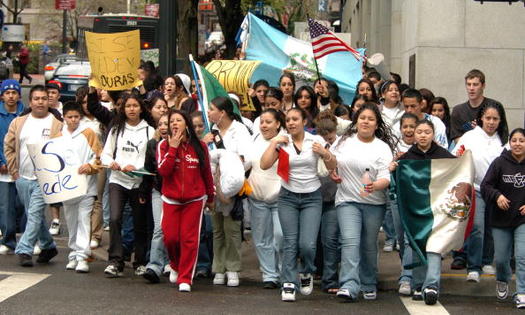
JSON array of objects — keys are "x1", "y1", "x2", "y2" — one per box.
[
  {"x1": 138, "y1": 138, "x2": 162, "y2": 199},
  {"x1": 481, "y1": 149, "x2": 525, "y2": 228},
  {"x1": 398, "y1": 141, "x2": 455, "y2": 161}
]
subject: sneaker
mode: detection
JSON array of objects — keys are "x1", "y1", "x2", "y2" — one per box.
[
  {"x1": 0, "y1": 245, "x2": 14, "y2": 255},
  {"x1": 450, "y1": 256, "x2": 466, "y2": 270},
  {"x1": 396, "y1": 243, "x2": 401, "y2": 251},
  {"x1": 299, "y1": 273, "x2": 313, "y2": 295},
  {"x1": 169, "y1": 269, "x2": 179, "y2": 284},
  {"x1": 424, "y1": 287, "x2": 438, "y2": 305},
  {"x1": 76, "y1": 260, "x2": 89, "y2": 273},
  {"x1": 412, "y1": 288, "x2": 423, "y2": 301},
  {"x1": 18, "y1": 253, "x2": 33, "y2": 267},
  {"x1": 363, "y1": 291, "x2": 377, "y2": 300},
  {"x1": 466, "y1": 271, "x2": 480, "y2": 283},
  {"x1": 163, "y1": 264, "x2": 172, "y2": 277},
  {"x1": 36, "y1": 247, "x2": 58, "y2": 263},
  {"x1": 213, "y1": 273, "x2": 225, "y2": 285},
  {"x1": 496, "y1": 281, "x2": 508, "y2": 300},
  {"x1": 336, "y1": 289, "x2": 356, "y2": 303},
  {"x1": 516, "y1": 294, "x2": 525, "y2": 309},
  {"x1": 482, "y1": 265, "x2": 496, "y2": 275},
  {"x1": 103, "y1": 225, "x2": 110, "y2": 232},
  {"x1": 135, "y1": 265, "x2": 147, "y2": 276},
  {"x1": 90, "y1": 239, "x2": 100, "y2": 249},
  {"x1": 263, "y1": 281, "x2": 279, "y2": 289},
  {"x1": 33, "y1": 244, "x2": 41, "y2": 256},
  {"x1": 179, "y1": 283, "x2": 191, "y2": 292},
  {"x1": 104, "y1": 264, "x2": 122, "y2": 278},
  {"x1": 66, "y1": 259, "x2": 78, "y2": 270},
  {"x1": 195, "y1": 269, "x2": 210, "y2": 279},
  {"x1": 143, "y1": 268, "x2": 160, "y2": 284},
  {"x1": 281, "y1": 283, "x2": 296, "y2": 302},
  {"x1": 226, "y1": 271, "x2": 239, "y2": 287},
  {"x1": 398, "y1": 281, "x2": 411, "y2": 296},
  {"x1": 383, "y1": 242, "x2": 394, "y2": 252},
  {"x1": 49, "y1": 219, "x2": 60, "y2": 236}
]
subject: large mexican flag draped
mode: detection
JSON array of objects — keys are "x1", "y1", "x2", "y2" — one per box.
[{"x1": 394, "y1": 151, "x2": 476, "y2": 267}]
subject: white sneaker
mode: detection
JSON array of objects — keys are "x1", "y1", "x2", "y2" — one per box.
[
  {"x1": 169, "y1": 269, "x2": 178, "y2": 283},
  {"x1": 163, "y1": 264, "x2": 172, "y2": 277},
  {"x1": 90, "y1": 240, "x2": 100, "y2": 249},
  {"x1": 467, "y1": 271, "x2": 480, "y2": 283},
  {"x1": 49, "y1": 219, "x2": 60, "y2": 236},
  {"x1": 496, "y1": 281, "x2": 508, "y2": 300},
  {"x1": 76, "y1": 260, "x2": 89, "y2": 273},
  {"x1": 103, "y1": 226, "x2": 110, "y2": 232},
  {"x1": 33, "y1": 244, "x2": 41, "y2": 256},
  {"x1": 66, "y1": 259, "x2": 78, "y2": 270},
  {"x1": 383, "y1": 242, "x2": 394, "y2": 252},
  {"x1": 516, "y1": 294, "x2": 525, "y2": 309},
  {"x1": 363, "y1": 291, "x2": 377, "y2": 300},
  {"x1": 399, "y1": 281, "x2": 411, "y2": 296},
  {"x1": 0, "y1": 245, "x2": 14, "y2": 255},
  {"x1": 299, "y1": 273, "x2": 313, "y2": 295},
  {"x1": 281, "y1": 283, "x2": 296, "y2": 302},
  {"x1": 226, "y1": 271, "x2": 239, "y2": 287},
  {"x1": 213, "y1": 273, "x2": 225, "y2": 285},
  {"x1": 482, "y1": 265, "x2": 496, "y2": 275},
  {"x1": 179, "y1": 283, "x2": 191, "y2": 292}
]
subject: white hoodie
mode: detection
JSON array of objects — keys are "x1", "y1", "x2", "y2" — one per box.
[{"x1": 101, "y1": 120, "x2": 155, "y2": 189}]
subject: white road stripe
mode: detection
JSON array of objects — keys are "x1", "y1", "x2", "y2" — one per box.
[
  {"x1": 0, "y1": 271, "x2": 50, "y2": 303},
  {"x1": 400, "y1": 296, "x2": 450, "y2": 315}
]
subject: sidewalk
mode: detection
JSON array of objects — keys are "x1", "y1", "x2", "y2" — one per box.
[{"x1": 11, "y1": 73, "x2": 45, "y2": 87}]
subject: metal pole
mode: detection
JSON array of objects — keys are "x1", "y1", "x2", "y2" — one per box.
[{"x1": 62, "y1": 9, "x2": 67, "y2": 53}]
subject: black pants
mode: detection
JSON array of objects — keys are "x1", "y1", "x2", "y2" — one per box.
[
  {"x1": 18, "y1": 63, "x2": 32, "y2": 83},
  {"x1": 108, "y1": 183, "x2": 148, "y2": 268}
]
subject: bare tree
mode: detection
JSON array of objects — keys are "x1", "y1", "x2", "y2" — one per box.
[
  {"x1": 0, "y1": 0, "x2": 24, "y2": 23},
  {"x1": 212, "y1": 0, "x2": 244, "y2": 59},
  {"x1": 177, "y1": 0, "x2": 199, "y2": 73}
]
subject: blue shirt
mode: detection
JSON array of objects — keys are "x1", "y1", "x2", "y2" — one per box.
[{"x1": 0, "y1": 100, "x2": 25, "y2": 165}]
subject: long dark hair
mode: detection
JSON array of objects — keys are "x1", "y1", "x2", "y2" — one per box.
[
  {"x1": 211, "y1": 96, "x2": 243, "y2": 123},
  {"x1": 112, "y1": 93, "x2": 155, "y2": 136},
  {"x1": 279, "y1": 72, "x2": 296, "y2": 92},
  {"x1": 260, "y1": 108, "x2": 285, "y2": 132},
  {"x1": 294, "y1": 85, "x2": 319, "y2": 128},
  {"x1": 476, "y1": 101, "x2": 509, "y2": 144},
  {"x1": 356, "y1": 78, "x2": 378, "y2": 103},
  {"x1": 167, "y1": 108, "x2": 208, "y2": 170},
  {"x1": 339, "y1": 102, "x2": 396, "y2": 152}
]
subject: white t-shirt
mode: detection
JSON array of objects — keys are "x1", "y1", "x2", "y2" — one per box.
[
  {"x1": 330, "y1": 134, "x2": 393, "y2": 205},
  {"x1": 280, "y1": 132, "x2": 326, "y2": 193},
  {"x1": 381, "y1": 103, "x2": 404, "y2": 128},
  {"x1": 395, "y1": 138, "x2": 412, "y2": 156},
  {"x1": 19, "y1": 114, "x2": 53, "y2": 180}
]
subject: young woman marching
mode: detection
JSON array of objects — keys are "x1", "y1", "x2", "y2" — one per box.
[
  {"x1": 294, "y1": 86, "x2": 319, "y2": 133},
  {"x1": 329, "y1": 103, "x2": 395, "y2": 302},
  {"x1": 279, "y1": 73, "x2": 295, "y2": 112},
  {"x1": 252, "y1": 87, "x2": 284, "y2": 136},
  {"x1": 260, "y1": 108, "x2": 335, "y2": 302},
  {"x1": 157, "y1": 109, "x2": 215, "y2": 292},
  {"x1": 481, "y1": 128, "x2": 525, "y2": 309},
  {"x1": 380, "y1": 80, "x2": 404, "y2": 128}
]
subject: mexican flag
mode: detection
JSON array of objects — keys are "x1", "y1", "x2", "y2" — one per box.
[{"x1": 394, "y1": 151, "x2": 476, "y2": 267}]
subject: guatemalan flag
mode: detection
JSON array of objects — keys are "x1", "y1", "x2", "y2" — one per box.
[
  {"x1": 394, "y1": 151, "x2": 476, "y2": 267},
  {"x1": 239, "y1": 13, "x2": 364, "y2": 104}
]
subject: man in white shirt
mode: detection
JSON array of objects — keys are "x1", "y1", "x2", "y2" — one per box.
[{"x1": 4, "y1": 85, "x2": 63, "y2": 267}]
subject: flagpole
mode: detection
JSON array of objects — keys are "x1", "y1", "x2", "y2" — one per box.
[{"x1": 307, "y1": 15, "x2": 322, "y2": 81}]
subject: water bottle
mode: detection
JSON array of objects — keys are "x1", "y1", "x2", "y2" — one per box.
[{"x1": 360, "y1": 168, "x2": 372, "y2": 197}]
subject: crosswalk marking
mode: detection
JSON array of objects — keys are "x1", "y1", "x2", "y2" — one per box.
[
  {"x1": 0, "y1": 271, "x2": 50, "y2": 303},
  {"x1": 400, "y1": 296, "x2": 450, "y2": 315}
]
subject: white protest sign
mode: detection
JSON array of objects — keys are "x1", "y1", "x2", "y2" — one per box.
[{"x1": 27, "y1": 137, "x2": 87, "y2": 204}]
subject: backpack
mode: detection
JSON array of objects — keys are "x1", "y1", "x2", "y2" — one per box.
[{"x1": 0, "y1": 61, "x2": 8, "y2": 80}]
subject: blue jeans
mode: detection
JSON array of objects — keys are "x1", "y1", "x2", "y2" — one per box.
[
  {"x1": 412, "y1": 252, "x2": 442, "y2": 292},
  {"x1": 196, "y1": 211, "x2": 213, "y2": 273},
  {"x1": 0, "y1": 182, "x2": 18, "y2": 249},
  {"x1": 321, "y1": 201, "x2": 340, "y2": 290},
  {"x1": 493, "y1": 225, "x2": 525, "y2": 294},
  {"x1": 382, "y1": 204, "x2": 396, "y2": 245},
  {"x1": 337, "y1": 202, "x2": 385, "y2": 297},
  {"x1": 466, "y1": 190, "x2": 488, "y2": 273},
  {"x1": 121, "y1": 201, "x2": 134, "y2": 257},
  {"x1": 146, "y1": 189, "x2": 168, "y2": 276},
  {"x1": 278, "y1": 187, "x2": 322, "y2": 287},
  {"x1": 14, "y1": 178, "x2": 56, "y2": 255},
  {"x1": 102, "y1": 170, "x2": 110, "y2": 226},
  {"x1": 249, "y1": 198, "x2": 283, "y2": 282},
  {"x1": 390, "y1": 197, "x2": 413, "y2": 283}
]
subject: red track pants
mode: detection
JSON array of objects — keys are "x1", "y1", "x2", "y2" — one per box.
[{"x1": 161, "y1": 199, "x2": 205, "y2": 285}]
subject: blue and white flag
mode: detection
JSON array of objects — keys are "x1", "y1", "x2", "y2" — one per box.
[{"x1": 239, "y1": 13, "x2": 364, "y2": 104}]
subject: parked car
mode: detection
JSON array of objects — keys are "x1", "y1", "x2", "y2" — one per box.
[
  {"x1": 44, "y1": 54, "x2": 81, "y2": 82},
  {"x1": 51, "y1": 60, "x2": 90, "y2": 102}
]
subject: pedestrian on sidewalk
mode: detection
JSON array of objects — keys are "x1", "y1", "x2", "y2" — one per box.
[
  {"x1": 17, "y1": 45, "x2": 32, "y2": 85},
  {"x1": 157, "y1": 109, "x2": 214, "y2": 292}
]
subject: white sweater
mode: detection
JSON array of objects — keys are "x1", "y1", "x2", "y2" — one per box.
[
  {"x1": 101, "y1": 120, "x2": 155, "y2": 189},
  {"x1": 248, "y1": 134, "x2": 281, "y2": 203}
]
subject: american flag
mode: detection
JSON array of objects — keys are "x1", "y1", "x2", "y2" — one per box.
[{"x1": 308, "y1": 18, "x2": 362, "y2": 60}]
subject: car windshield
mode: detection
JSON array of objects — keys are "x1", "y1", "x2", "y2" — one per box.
[{"x1": 55, "y1": 62, "x2": 91, "y2": 76}]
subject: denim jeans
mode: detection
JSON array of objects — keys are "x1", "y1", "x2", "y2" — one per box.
[
  {"x1": 14, "y1": 178, "x2": 56, "y2": 255},
  {"x1": 0, "y1": 182, "x2": 18, "y2": 249},
  {"x1": 337, "y1": 202, "x2": 385, "y2": 297},
  {"x1": 121, "y1": 201, "x2": 135, "y2": 257},
  {"x1": 196, "y1": 211, "x2": 213, "y2": 273},
  {"x1": 146, "y1": 189, "x2": 168, "y2": 276},
  {"x1": 412, "y1": 252, "x2": 442, "y2": 292},
  {"x1": 102, "y1": 170, "x2": 110, "y2": 226},
  {"x1": 249, "y1": 197, "x2": 283, "y2": 282},
  {"x1": 278, "y1": 187, "x2": 322, "y2": 287},
  {"x1": 321, "y1": 201, "x2": 340, "y2": 290},
  {"x1": 382, "y1": 205, "x2": 396, "y2": 245},
  {"x1": 493, "y1": 225, "x2": 525, "y2": 294},
  {"x1": 466, "y1": 190, "x2": 488, "y2": 273},
  {"x1": 389, "y1": 197, "x2": 413, "y2": 283}
]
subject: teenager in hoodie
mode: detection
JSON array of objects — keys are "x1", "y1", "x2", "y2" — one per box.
[
  {"x1": 58, "y1": 102, "x2": 101, "y2": 273},
  {"x1": 392, "y1": 119, "x2": 455, "y2": 305},
  {"x1": 481, "y1": 128, "x2": 525, "y2": 309},
  {"x1": 101, "y1": 94, "x2": 155, "y2": 277}
]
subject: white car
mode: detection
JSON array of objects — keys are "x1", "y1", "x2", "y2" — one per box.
[{"x1": 44, "y1": 54, "x2": 81, "y2": 82}]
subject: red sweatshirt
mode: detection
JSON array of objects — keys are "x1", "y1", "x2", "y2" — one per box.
[{"x1": 157, "y1": 139, "x2": 215, "y2": 203}]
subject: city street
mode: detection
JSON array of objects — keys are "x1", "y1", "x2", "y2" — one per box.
[{"x1": 0, "y1": 228, "x2": 520, "y2": 315}]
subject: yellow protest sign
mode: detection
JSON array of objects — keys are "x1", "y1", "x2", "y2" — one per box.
[
  {"x1": 205, "y1": 60, "x2": 261, "y2": 111},
  {"x1": 86, "y1": 30, "x2": 142, "y2": 90}
]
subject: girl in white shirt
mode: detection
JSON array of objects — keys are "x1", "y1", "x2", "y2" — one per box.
[{"x1": 330, "y1": 103, "x2": 395, "y2": 302}]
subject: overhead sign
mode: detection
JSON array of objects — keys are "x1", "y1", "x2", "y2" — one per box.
[
  {"x1": 86, "y1": 30, "x2": 142, "y2": 90},
  {"x1": 1, "y1": 24, "x2": 25, "y2": 42},
  {"x1": 55, "y1": 0, "x2": 76, "y2": 10}
]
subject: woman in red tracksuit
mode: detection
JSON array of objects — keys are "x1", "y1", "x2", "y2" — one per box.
[{"x1": 157, "y1": 108, "x2": 215, "y2": 292}]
